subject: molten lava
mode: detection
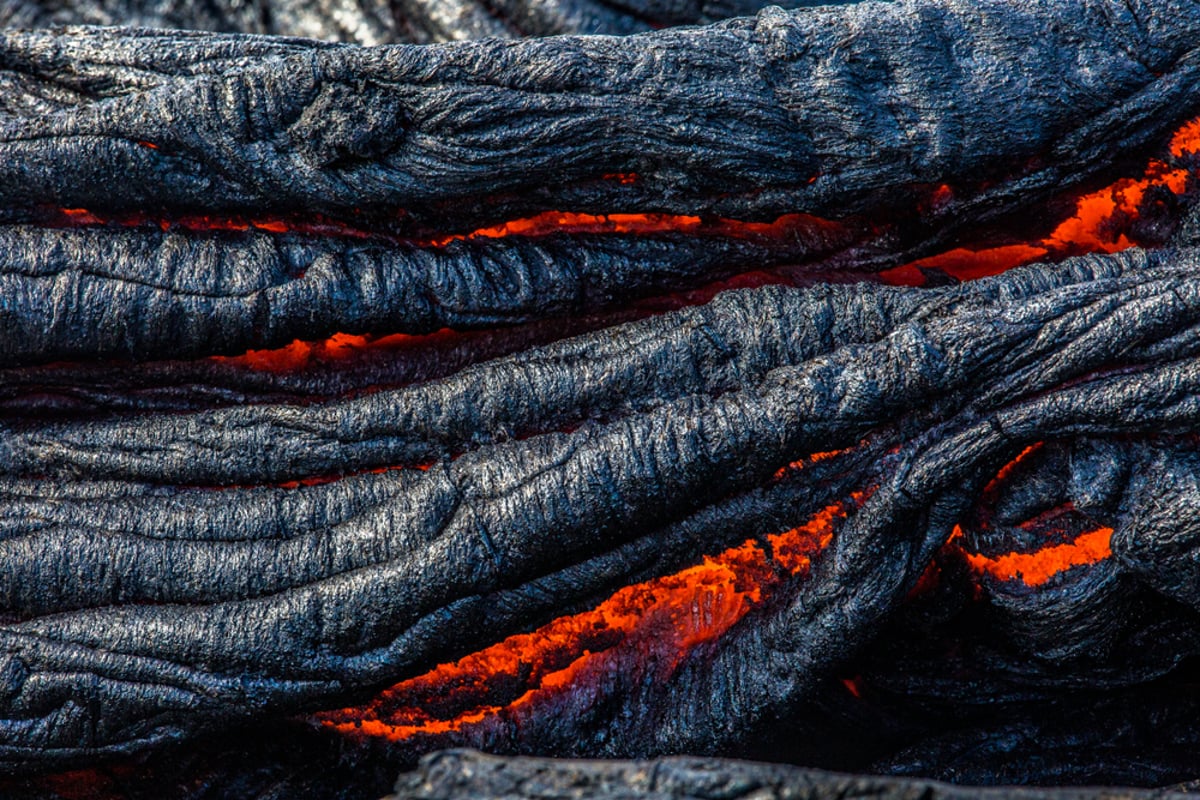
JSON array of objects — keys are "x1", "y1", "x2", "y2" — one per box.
[
  {"x1": 981, "y1": 442, "x2": 1045, "y2": 498},
  {"x1": 960, "y1": 526, "x2": 1114, "y2": 587},
  {"x1": 770, "y1": 447, "x2": 857, "y2": 480},
  {"x1": 313, "y1": 479, "x2": 869, "y2": 743},
  {"x1": 211, "y1": 331, "x2": 445, "y2": 372},
  {"x1": 215, "y1": 115, "x2": 1200, "y2": 372},
  {"x1": 50, "y1": 205, "x2": 832, "y2": 248},
  {"x1": 1172, "y1": 118, "x2": 1200, "y2": 159},
  {"x1": 945, "y1": 443, "x2": 1115, "y2": 588},
  {"x1": 880, "y1": 114, "x2": 1200, "y2": 286},
  {"x1": 423, "y1": 210, "x2": 831, "y2": 245}
]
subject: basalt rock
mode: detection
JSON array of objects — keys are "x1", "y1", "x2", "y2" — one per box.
[
  {"x1": 5, "y1": 0, "x2": 1200, "y2": 796},
  {"x1": 7, "y1": 250, "x2": 1200, "y2": 774},
  {"x1": 389, "y1": 750, "x2": 1196, "y2": 800},
  {"x1": 0, "y1": 0, "x2": 846, "y2": 42},
  {"x1": 2, "y1": 0, "x2": 1200, "y2": 363}
]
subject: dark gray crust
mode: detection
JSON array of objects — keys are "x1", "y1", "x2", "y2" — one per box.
[
  {"x1": 0, "y1": 223, "x2": 850, "y2": 366},
  {"x1": 6, "y1": 0, "x2": 1200, "y2": 785},
  {"x1": 2, "y1": 0, "x2": 1199, "y2": 227},
  {"x1": 389, "y1": 750, "x2": 1195, "y2": 800},
  {"x1": 7, "y1": 250, "x2": 1200, "y2": 769},
  {"x1": 2, "y1": 1, "x2": 1199, "y2": 366},
  {"x1": 0, "y1": 0, "x2": 398, "y2": 43},
  {"x1": 0, "y1": 0, "x2": 850, "y2": 42}
]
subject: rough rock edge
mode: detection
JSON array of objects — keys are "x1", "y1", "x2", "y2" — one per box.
[{"x1": 389, "y1": 750, "x2": 1196, "y2": 800}]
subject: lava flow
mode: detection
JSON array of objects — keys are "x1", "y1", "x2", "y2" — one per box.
[
  {"x1": 946, "y1": 443, "x2": 1116, "y2": 589},
  {"x1": 209, "y1": 115, "x2": 1200, "y2": 374},
  {"x1": 880, "y1": 114, "x2": 1200, "y2": 286},
  {"x1": 313, "y1": 472, "x2": 869, "y2": 743},
  {"x1": 50, "y1": 204, "x2": 833, "y2": 248},
  {"x1": 210, "y1": 330, "x2": 453, "y2": 372},
  {"x1": 961, "y1": 525, "x2": 1114, "y2": 588}
]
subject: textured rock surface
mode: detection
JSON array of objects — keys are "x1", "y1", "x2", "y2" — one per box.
[
  {"x1": 3, "y1": 1, "x2": 1200, "y2": 363},
  {"x1": 4, "y1": 0, "x2": 1200, "y2": 793},
  {"x1": 389, "y1": 750, "x2": 1196, "y2": 800},
  {"x1": 8, "y1": 251, "x2": 1200, "y2": 770},
  {"x1": 7, "y1": 1, "x2": 1198, "y2": 222},
  {"x1": 0, "y1": 0, "x2": 845, "y2": 41}
]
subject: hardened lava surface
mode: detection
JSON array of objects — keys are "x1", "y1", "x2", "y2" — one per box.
[{"x1": 5, "y1": 0, "x2": 1200, "y2": 798}]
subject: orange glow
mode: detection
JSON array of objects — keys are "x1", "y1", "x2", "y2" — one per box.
[
  {"x1": 48, "y1": 204, "x2": 833, "y2": 250},
  {"x1": 47, "y1": 205, "x2": 840, "y2": 374},
  {"x1": 929, "y1": 183, "x2": 954, "y2": 208},
  {"x1": 959, "y1": 525, "x2": 1113, "y2": 587},
  {"x1": 1043, "y1": 164, "x2": 1191, "y2": 255},
  {"x1": 423, "y1": 211, "x2": 700, "y2": 246},
  {"x1": 52, "y1": 116, "x2": 1200, "y2": 375},
  {"x1": 213, "y1": 335, "x2": 354, "y2": 372},
  {"x1": 60, "y1": 208, "x2": 104, "y2": 225},
  {"x1": 48, "y1": 208, "x2": 383, "y2": 239},
  {"x1": 210, "y1": 330, "x2": 461, "y2": 372},
  {"x1": 905, "y1": 560, "x2": 941, "y2": 601},
  {"x1": 771, "y1": 446, "x2": 855, "y2": 480},
  {"x1": 1171, "y1": 118, "x2": 1200, "y2": 158},
  {"x1": 982, "y1": 442, "x2": 1044, "y2": 497},
  {"x1": 879, "y1": 244, "x2": 1049, "y2": 286},
  {"x1": 882, "y1": 115, "x2": 1200, "y2": 286},
  {"x1": 313, "y1": 488, "x2": 869, "y2": 742},
  {"x1": 423, "y1": 210, "x2": 831, "y2": 247},
  {"x1": 272, "y1": 463, "x2": 426, "y2": 489},
  {"x1": 952, "y1": 441, "x2": 1113, "y2": 587}
]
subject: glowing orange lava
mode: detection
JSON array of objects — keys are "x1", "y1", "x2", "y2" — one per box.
[
  {"x1": 313, "y1": 484, "x2": 869, "y2": 742},
  {"x1": 1171, "y1": 118, "x2": 1200, "y2": 158},
  {"x1": 223, "y1": 115, "x2": 1200, "y2": 371},
  {"x1": 881, "y1": 114, "x2": 1200, "y2": 286},
  {"x1": 423, "y1": 210, "x2": 832, "y2": 247},
  {"x1": 771, "y1": 446, "x2": 856, "y2": 480},
  {"x1": 50, "y1": 202, "x2": 831, "y2": 249},
  {"x1": 982, "y1": 442, "x2": 1045, "y2": 497},
  {"x1": 960, "y1": 526, "x2": 1113, "y2": 587},
  {"x1": 879, "y1": 244, "x2": 1050, "y2": 286},
  {"x1": 210, "y1": 330, "x2": 458, "y2": 372},
  {"x1": 950, "y1": 442, "x2": 1114, "y2": 587},
  {"x1": 1043, "y1": 163, "x2": 1190, "y2": 255}
]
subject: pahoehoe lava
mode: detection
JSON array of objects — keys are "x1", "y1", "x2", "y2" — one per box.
[{"x1": 5, "y1": 0, "x2": 1200, "y2": 798}]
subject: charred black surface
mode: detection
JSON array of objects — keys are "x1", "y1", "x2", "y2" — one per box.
[
  {"x1": 0, "y1": 222, "x2": 855, "y2": 366},
  {"x1": 0, "y1": 307, "x2": 650, "y2": 417},
  {"x1": 0, "y1": 0, "x2": 839, "y2": 42},
  {"x1": 0, "y1": 720, "x2": 398, "y2": 800},
  {"x1": 7, "y1": 1, "x2": 1199, "y2": 223},
  {"x1": 0, "y1": 0, "x2": 398, "y2": 42}
]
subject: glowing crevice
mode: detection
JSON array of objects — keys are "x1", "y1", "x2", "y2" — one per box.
[
  {"x1": 959, "y1": 525, "x2": 1114, "y2": 587},
  {"x1": 881, "y1": 114, "x2": 1200, "y2": 286},
  {"x1": 312, "y1": 483, "x2": 871, "y2": 742}
]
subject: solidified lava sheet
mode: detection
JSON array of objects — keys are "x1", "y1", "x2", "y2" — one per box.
[{"x1": 4, "y1": 0, "x2": 1200, "y2": 798}]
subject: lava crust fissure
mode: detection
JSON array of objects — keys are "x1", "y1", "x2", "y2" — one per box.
[{"x1": 8, "y1": 250, "x2": 1200, "y2": 768}]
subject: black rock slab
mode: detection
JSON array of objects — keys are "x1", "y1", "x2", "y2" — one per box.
[{"x1": 389, "y1": 750, "x2": 1194, "y2": 800}]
